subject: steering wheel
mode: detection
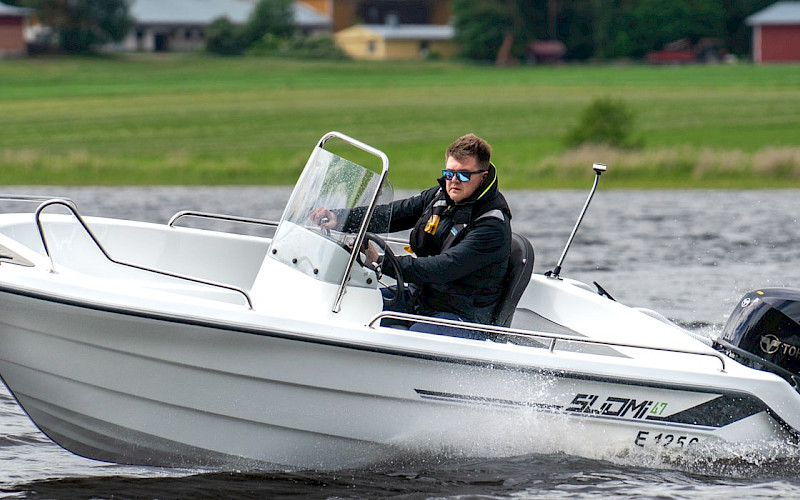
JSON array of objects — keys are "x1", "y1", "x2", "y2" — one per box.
[
  {"x1": 312, "y1": 216, "x2": 359, "y2": 257},
  {"x1": 362, "y1": 232, "x2": 404, "y2": 307}
]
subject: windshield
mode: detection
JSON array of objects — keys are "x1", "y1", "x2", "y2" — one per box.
[{"x1": 268, "y1": 146, "x2": 393, "y2": 287}]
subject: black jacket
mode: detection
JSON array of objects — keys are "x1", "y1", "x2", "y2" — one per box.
[{"x1": 383, "y1": 164, "x2": 512, "y2": 324}]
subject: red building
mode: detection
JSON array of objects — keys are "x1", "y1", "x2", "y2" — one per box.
[
  {"x1": 0, "y1": 1, "x2": 30, "y2": 57},
  {"x1": 747, "y1": 1, "x2": 800, "y2": 63}
]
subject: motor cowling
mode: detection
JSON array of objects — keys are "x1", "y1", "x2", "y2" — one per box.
[{"x1": 717, "y1": 288, "x2": 800, "y2": 388}]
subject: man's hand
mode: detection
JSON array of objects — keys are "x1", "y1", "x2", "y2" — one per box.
[
  {"x1": 364, "y1": 240, "x2": 379, "y2": 266},
  {"x1": 361, "y1": 240, "x2": 382, "y2": 278},
  {"x1": 309, "y1": 207, "x2": 337, "y2": 229}
]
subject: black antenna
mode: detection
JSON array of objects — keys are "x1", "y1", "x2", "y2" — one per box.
[{"x1": 547, "y1": 163, "x2": 607, "y2": 280}]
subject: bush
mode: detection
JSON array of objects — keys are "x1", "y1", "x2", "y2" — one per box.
[
  {"x1": 205, "y1": 17, "x2": 247, "y2": 55},
  {"x1": 242, "y1": 0, "x2": 294, "y2": 46},
  {"x1": 564, "y1": 97, "x2": 642, "y2": 149},
  {"x1": 24, "y1": 0, "x2": 133, "y2": 54},
  {"x1": 248, "y1": 35, "x2": 349, "y2": 60},
  {"x1": 206, "y1": 0, "x2": 295, "y2": 56}
]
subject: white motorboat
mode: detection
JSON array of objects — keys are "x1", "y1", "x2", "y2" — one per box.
[{"x1": 1, "y1": 131, "x2": 800, "y2": 470}]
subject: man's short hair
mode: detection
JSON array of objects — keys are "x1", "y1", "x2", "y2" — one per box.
[{"x1": 446, "y1": 133, "x2": 492, "y2": 171}]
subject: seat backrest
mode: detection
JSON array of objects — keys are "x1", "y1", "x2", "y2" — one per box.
[{"x1": 492, "y1": 233, "x2": 534, "y2": 327}]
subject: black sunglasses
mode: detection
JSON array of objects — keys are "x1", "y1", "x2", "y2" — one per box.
[{"x1": 441, "y1": 170, "x2": 486, "y2": 182}]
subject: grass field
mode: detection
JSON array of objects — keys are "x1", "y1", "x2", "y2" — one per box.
[{"x1": 1, "y1": 54, "x2": 799, "y2": 188}]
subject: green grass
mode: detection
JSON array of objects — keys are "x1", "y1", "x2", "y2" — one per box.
[{"x1": 1, "y1": 54, "x2": 800, "y2": 188}]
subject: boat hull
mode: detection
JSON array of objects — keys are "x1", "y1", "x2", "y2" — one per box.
[{"x1": 0, "y1": 283, "x2": 795, "y2": 470}]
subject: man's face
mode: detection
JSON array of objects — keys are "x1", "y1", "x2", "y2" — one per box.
[{"x1": 444, "y1": 155, "x2": 487, "y2": 203}]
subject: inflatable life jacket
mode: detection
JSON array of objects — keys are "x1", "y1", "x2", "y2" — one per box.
[{"x1": 409, "y1": 163, "x2": 511, "y2": 257}]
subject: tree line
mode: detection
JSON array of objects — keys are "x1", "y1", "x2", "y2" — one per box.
[
  {"x1": 454, "y1": 0, "x2": 777, "y2": 61},
  {"x1": 8, "y1": 0, "x2": 778, "y2": 60}
]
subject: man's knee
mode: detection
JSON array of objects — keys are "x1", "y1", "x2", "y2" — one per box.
[{"x1": 409, "y1": 312, "x2": 485, "y2": 340}]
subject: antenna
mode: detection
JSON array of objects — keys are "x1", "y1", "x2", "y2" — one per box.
[{"x1": 547, "y1": 163, "x2": 607, "y2": 280}]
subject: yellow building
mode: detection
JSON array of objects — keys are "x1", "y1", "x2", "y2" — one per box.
[{"x1": 334, "y1": 23, "x2": 456, "y2": 60}]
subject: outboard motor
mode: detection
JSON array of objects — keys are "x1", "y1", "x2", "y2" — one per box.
[{"x1": 716, "y1": 288, "x2": 800, "y2": 389}]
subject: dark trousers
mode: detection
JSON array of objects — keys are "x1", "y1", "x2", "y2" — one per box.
[{"x1": 380, "y1": 286, "x2": 487, "y2": 340}]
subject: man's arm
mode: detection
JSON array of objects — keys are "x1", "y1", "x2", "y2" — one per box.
[
  {"x1": 313, "y1": 187, "x2": 439, "y2": 234},
  {"x1": 390, "y1": 218, "x2": 509, "y2": 284}
]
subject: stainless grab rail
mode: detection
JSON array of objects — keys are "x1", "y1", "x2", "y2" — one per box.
[
  {"x1": 0, "y1": 194, "x2": 75, "y2": 204},
  {"x1": 34, "y1": 199, "x2": 254, "y2": 309},
  {"x1": 168, "y1": 210, "x2": 280, "y2": 229},
  {"x1": 368, "y1": 311, "x2": 727, "y2": 372}
]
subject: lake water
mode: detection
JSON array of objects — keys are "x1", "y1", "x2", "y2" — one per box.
[{"x1": 1, "y1": 186, "x2": 800, "y2": 499}]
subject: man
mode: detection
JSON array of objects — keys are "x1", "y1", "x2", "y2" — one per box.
[{"x1": 312, "y1": 133, "x2": 511, "y2": 338}]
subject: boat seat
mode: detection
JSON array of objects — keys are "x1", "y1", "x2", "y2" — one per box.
[{"x1": 492, "y1": 233, "x2": 534, "y2": 327}]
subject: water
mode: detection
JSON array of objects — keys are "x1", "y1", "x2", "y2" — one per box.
[{"x1": 2, "y1": 187, "x2": 800, "y2": 499}]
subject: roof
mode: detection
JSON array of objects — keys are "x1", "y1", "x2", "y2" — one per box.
[
  {"x1": 294, "y1": 2, "x2": 329, "y2": 26},
  {"x1": 746, "y1": 1, "x2": 800, "y2": 25},
  {"x1": 130, "y1": 0, "x2": 329, "y2": 26},
  {"x1": 0, "y1": 1, "x2": 32, "y2": 17},
  {"x1": 355, "y1": 24, "x2": 454, "y2": 41}
]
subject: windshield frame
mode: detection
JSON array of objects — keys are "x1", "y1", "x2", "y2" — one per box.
[
  {"x1": 320, "y1": 133, "x2": 390, "y2": 312},
  {"x1": 272, "y1": 131, "x2": 390, "y2": 313}
]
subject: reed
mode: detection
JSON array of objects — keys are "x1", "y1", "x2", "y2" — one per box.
[{"x1": 533, "y1": 146, "x2": 800, "y2": 188}]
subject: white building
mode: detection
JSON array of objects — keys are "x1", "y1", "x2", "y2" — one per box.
[{"x1": 122, "y1": 0, "x2": 330, "y2": 52}]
